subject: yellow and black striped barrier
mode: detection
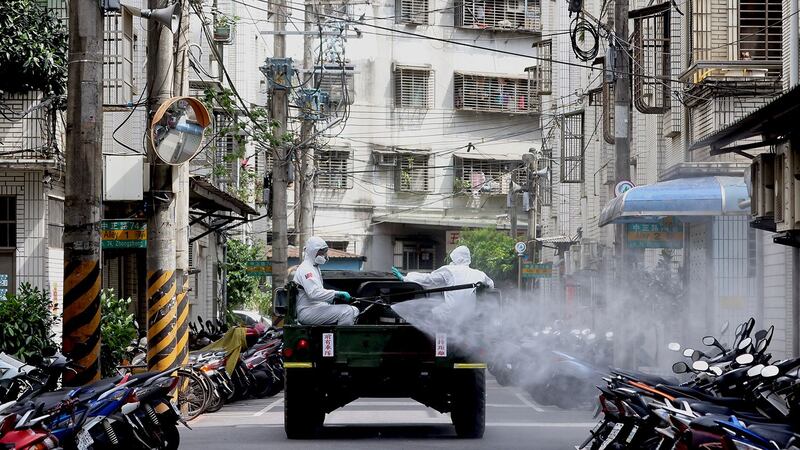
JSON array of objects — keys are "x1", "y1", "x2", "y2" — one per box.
[
  {"x1": 147, "y1": 269, "x2": 177, "y2": 371},
  {"x1": 63, "y1": 259, "x2": 102, "y2": 386},
  {"x1": 175, "y1": 274, "x2": 190, "y2": 366}
]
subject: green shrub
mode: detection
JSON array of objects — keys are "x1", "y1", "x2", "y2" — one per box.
[
  {"x1": 0, "y1": 283, "x2": 58, "y2": 362},
  {"x1": 100, "y1": 289, "x2": 138, "y2": 376},
  {"x1": 458, "y1": 228, "x2": 516, "y2": 283}
]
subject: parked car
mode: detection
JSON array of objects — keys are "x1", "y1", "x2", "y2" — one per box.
[{"x1": 233, "y1": 310, "x2": 271, "y2": 328}]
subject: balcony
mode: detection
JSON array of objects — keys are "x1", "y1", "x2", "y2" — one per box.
[
  {"x1": 453, "y1": 71, "x2": 539, "y2": 115},
  {"x1": 0, "y1": 91, "x2": 60, "y2": 167},
  {"x1": 455, "y1": 0, "x2": 541, "y2": 34}
]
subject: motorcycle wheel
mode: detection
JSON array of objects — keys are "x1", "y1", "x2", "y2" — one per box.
[
  {"x1": 205, "y1": 388, "x2": 224, "y2": 413},
  {"x1": 175, "y1": 369, "x2": 208, "y2": 420},
  {"x1": 250, "y1": 371, "x2": 275, "y2": 399},
  {"x1": 159, "y1": 422, "x2": 180, "y2": 450}
]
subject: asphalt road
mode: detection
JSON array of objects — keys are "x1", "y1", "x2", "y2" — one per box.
[{"x1": 179, "y1": 376, "x2": 596, "y2": 449}]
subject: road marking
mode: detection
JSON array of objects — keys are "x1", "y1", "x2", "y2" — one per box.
[
  {"x1": 487, "y1": 422, "x2": 596, "y2": 428},
  {"x1": 514, "y1": 392, "x2": 544, "y2": 412},
  {"x1": 254, "y1": 398, "x2": 284, "y2": 417},
  {"x1": 486, "y1": 403, "x2": 531, "y2": 408}
]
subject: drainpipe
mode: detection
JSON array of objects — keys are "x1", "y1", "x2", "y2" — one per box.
[
  {"x1": 792, "y1": 0, "x2": 799, "y2": 87},
  {"x1": 792, "y1": 0, "x2": 800, "y2": 358}
]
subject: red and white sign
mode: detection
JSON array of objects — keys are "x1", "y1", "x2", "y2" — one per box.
[
  {"x1": 435, "y1": 333, "x2": 447, "y2": 357},
  {"x1": 322, "y1": 333, "x2": 334, "y2": 357}
]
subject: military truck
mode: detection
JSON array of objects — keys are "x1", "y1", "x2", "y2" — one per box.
[{"x1": 273, "y1": 270, "x2": 498, "y2": 439}]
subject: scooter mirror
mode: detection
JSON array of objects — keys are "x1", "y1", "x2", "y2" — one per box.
[
  {"x1": 605, "y1": 332, "x2": 614, "y2": 340},
  {"x1": 672, "y1": 362, "x2": 690, "y2": 374},
  {"x1": 582, "y1": 329, "x2": 591, "y2": 336},
  {"x1": 735, "y1": 323, "x2": 744, "y2": 336},
  {"x1": 761, "y1": 365, "x2": 780, "y2": 378},
  {"x1": 692, "y1": 350, "x2": 703, "y2": 362},
  {"x1": 747, "y1": 364, "x2": 764, "y2": 377},
  {"x1": 738, "y1": 337, "x2": 752, "y2": 350},
  {"x1": 757, "y1": 340, "x2": 768, "y2": 353},
  {"x1": 720, "y1": 321, "x2": 730, "y2": 335},
  {"x1": 710, "y1": 366, "x2": 723, "y2": 376},
  {"x1": 755, "y1": 329, "x2": 768, "y2": 341},
  {"x1": 702, "y1": 336, "x2": 717, "y2": 346},
  {"x1": 692, "y1": 360, "x2": 710, "y2": 372},
  {"x1": 683, "y1": 348, "x2": 695, "y2": 357},
  {"x1": 139, "y1": 337, "x2": 148, "y2": 348},
  {"x1": 736, "y1": 354, "x2": 754, "y2": 365},
  {"x1": 668, "y1": 343, "x2": 681, "y2": 352}
]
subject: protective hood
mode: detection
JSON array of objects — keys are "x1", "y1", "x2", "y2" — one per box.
[
  {"x1": 303, "y1": 236, "x2": 329, "y2": 263},
  {"x1": 449, "y1": 245, "x2": 471, "y2": 266}
]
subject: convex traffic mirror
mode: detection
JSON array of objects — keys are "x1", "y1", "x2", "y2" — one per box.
[{"x1": 150, "y1": 96, "x2": 211, "y2": 165}]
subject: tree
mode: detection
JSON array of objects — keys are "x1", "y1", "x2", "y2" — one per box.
[
  {"x1": 458, "y1": 228, "x2": 516, "y2": 283},
  {"x1": 225, "y1": 239, "x2": 271, "y2": 316},
  {"x1": 0, "y1": 0, "x2": 68, "y2": 96}
]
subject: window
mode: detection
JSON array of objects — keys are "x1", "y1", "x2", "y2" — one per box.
[
  {"x1": 689, "y1": 0, "x2": 781, "y2": 64},
  {"x1": 455, "y1": 0, "x2": 541, "y2": 33},
  {"x1": 316, "y1": 149, "x2": 352, "y2": 189},
  {"x1": 48, "y1": 197, "x2": 63, "y2": 249},
  {"x1": 455, "y1": 157, "x2": 526, "y2": 194},
  {"x1": 393, "y1": 240, "x2": 435, "y2": 271},
  {"x1": 454, "y1": 72, "x2": 539, "y2": 114},
  {"x1": 213, "y1": 112, "x2": 243, "y2": 189},
  {"x1": 0, "y1": 197, "x2": 16, "y2": 248},
  {"x1": 314, "y1": 65, "x2": 355, "y2": 106},
  {"x1": 538, "y1": 146, "x2": 553, "y2": 206},
  {"x1": 560, "y1": 111, "x2": 585, "y2": 183},
  {"x1": 631, "y1": 3, "x2": 670, "y2": 114},
  {"x1": 689, "y1": 0, "x2": 712, "y2": 64},
  {"x1": 328, "y1": 241, "x2": 349, "y2": 252},
  {"x1": 396, "y1": 152, "x2": 431, "y2": 192},
  {"x1": 531, "y1": 40, "x2": 551, "y2": 95},
  {"x1": 737, "y1": 0, "x2": 781, "y2": 61},
  {"x1": 396, "y1": 0, "x2": 429, "y2": 25},
  {"x1": 103, "y1": 11, "x2": 135, "y2": 105},
  {"x1": 394, "y1": 65, "x2": 434, "y2": 109}
]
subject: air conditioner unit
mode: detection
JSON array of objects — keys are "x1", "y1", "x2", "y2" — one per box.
[
  {"x1": 752, "y1": 153, "x2": 775, "y2": 220},
  {"x1": 775, "y1": 144, "x2": 800, "y2": 232},
  {"x1": 375, "y1": 153, "x2": 397, "y2": 166}
]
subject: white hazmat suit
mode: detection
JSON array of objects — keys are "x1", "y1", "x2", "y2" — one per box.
[
  {"x1": 292, "y1": 237, "x2": 359, "y2": 325},
  {"x1": 395, "y1": 246, "x2": 494, "y2": 328}
]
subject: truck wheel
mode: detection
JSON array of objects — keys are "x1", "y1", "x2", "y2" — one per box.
[
  {"x1": 284, "y1": 370, "x2": 324, "y2": 439},
  {"x1": 451, "y1": 369, "x2": 486, "y2": 439}
]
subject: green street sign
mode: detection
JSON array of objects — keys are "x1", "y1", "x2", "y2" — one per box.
[
  {"x1": 246, "y1": 260, "x2": 272, "y2": 276},
  {"x1": 101, "y1": 220, "x2": 147, "y2": 249},
  {"x1": 522, "y1": 262, "x2": 552, "y2": 279}
]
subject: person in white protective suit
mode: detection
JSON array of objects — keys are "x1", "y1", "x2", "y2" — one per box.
[
  {"x1": 293, "y1": 236, "x2": 359, "y2": 325},
  {"x1": 391, "y1": 245, "x2": 494, "y2": 326}
]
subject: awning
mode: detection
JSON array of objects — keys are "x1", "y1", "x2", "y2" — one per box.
[
  {"x1": 689, "y1": 84, "x2": 800, "y2": 155},
  {"x1": 599, "y1": 176, "x2": 749, "y2": 227},
  {"x1": 377, "y1": 213, "x2": 524, "y2": 230},
  {"x1": 190, "y1": 177, "x2": 257, "y2": 217},
  {"x1": 453, "y1": 152, "x2": 526, "y2": 161}
]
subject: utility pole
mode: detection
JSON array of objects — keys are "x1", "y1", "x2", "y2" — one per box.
[
  {"x1": 523, "y1": 151, "x2": 539, "y2": 293},
  {"x1": 270, "y1": 0, "x2": 290, "y2": 291},
  {"x1": 613, "y1": 0, "x2": 631, "y2": 268},
  {"x1": 63, "y1": 0, "x2": 104, "y2": 386},
  {"x1": 146, "y1": 0, "x2": 178, "y2": 371},
  {"x1": 297, "y1": 2, "x2": 316, "y2": 251},
  {"x1": 173, "y1": 0, "x2": 190, "y2": 367}
]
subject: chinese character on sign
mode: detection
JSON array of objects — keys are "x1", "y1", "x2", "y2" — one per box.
[
  {"x1": 435, "y1": 333, "x2": 447, "y2": 357},
  {"x1": 322, "y1": 333, "x2": 334, "y2": 357}
]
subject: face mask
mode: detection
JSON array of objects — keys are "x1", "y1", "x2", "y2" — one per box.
[{"x1": 314, "y1": 255, "x2": 328, "y2": 265}]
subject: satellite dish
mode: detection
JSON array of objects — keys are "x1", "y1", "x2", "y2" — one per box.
[{"x1": 149, "y1": 97, "x2": 211, "y2": 165}]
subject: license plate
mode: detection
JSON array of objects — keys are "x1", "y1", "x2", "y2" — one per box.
[
  {"x1": 626, "y1": 425, "x2": 639, "y2": 443},
  {"x1": 77, "y1": 429, "x2": 94, "y2": 450},
  {"x1": 598, "y1": 423, "x2": 624, "y2": 450}
]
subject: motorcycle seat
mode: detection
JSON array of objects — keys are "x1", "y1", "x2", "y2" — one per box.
[
  {"x1": 614, "y1": 369, "x2": 678, "y2": 386},
  {"x1": 747, "y1": 424, "x2": 797, "y2": 446},
  {"x1": 688, "y1": 402, "x2": 768, "y2": 423}
]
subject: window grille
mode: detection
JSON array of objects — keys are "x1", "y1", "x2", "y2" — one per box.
[
  {"x1": 103, "y1": 12, "x2": 135, "y2": 106},
  {"x1": 602, "y1": 75, "x2": 615, "y2": 145},
  {"x1": 454, "y1": 72, "x2": 539, "y2": 114},
  {"x1": 316, "y1": 149, "x2": 353, "y2": 189},
  {"x1": 454, "y1": 0, "x2": 541, "y2": 33},
  {"x1": 396, "y1": 0, "x2": 429, "y2": 25},
  {"x1": 394, "y1": 65, "x2": 434, "y2": 109},
  {"x1": 455, "y1": 157, "x2": 526, "y2": 194},
  {"x1": 314, "y1": 65, "x2": 355, "y2": 106},
  {"x1": 0, "y1": 197, "x2": 16, "y2": 248},
  {"x1": 538, "y1": 146, "x2": 553, "y2": 206},
  {"x1": 213, "y1": 113, "x2": 240, "y2": 188},
  {"x1": 560, "y1": 111, "x2": 585, "y2": 184},
  {"x1": 393, "y1": 240, "x2": 435, "y2": 270},
  {"x1": 532, "y1": 40, "x2": 552, "y2": 95},
  {"x1": 689, "y1": 0, "x2": 712, "y2": 64},
  {"x1": 631, "y1": 3, "x2": 670, "y2": 114},
  {"x1": 396, "y1": 152, "x2": 431, "y2": 192},
  {"x1": 736, "y1": 0, "x2": 782, "y2": 61},
  {"x1": 48, "y1": 197, "x2": 63, "y2": 249}
]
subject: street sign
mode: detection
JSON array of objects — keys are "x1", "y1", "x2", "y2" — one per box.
[
  {"x1": 614, "y1": 180, "x2": 635, "y2": 197},
  {"x1": 522, "y1": 262, "x2": 552, "y2": 279},
  {"x1": 101, "y1": 220, "x2": 147, "y2": 249},
  {"x1": 514, "y1": 241, "x2": 527, "y2": 255},
  {"x1": 246, "y1": 260, "x2": 272, "y2": 276},
  {"x1": 626, "y1": 220, "x2": 683, "y2": 249}
]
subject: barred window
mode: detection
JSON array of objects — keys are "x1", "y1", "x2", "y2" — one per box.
[
  {"x1": 316, "y1": 149, "x2": 352, "y2": 189},
  {"x1": 455, "y1": 157, "x2": 526, "y2": 194},
  {"x1": 454, "y1": 72, "x2": 539, "y2": 115},
  {"x1": 48, "y1": 197, "x2": 63, "y2": 249},
  {"x1": 538, "y1": 147, "x2": 553, "y2": 206},
  {"x1": 394, "y1": 65, "x2": 434, "y2": 109},
  {"x1": 314, "y1": 65, "x2": 355, "y2": 106},
  {"x1": 455, "y1": 0, "x2": 541, "y2": 33},
  {"x1": 396, "y1": 0, "x2": 429, "y2": 25},
  {"x1": 560, "y1": 111, "x2": 585, "y2": 184},
  {"x1": 737, "y1": 0, "x2": 781, "y2": 61},
  {"x1": 396, "y1": 152, "x2": 430, "y2": 192},
  {"x1": 532, "y1": 40, "x2": 551, "y2": 95},
  {"x1": 0, "y1": 197, "x2": 16, "y2": 248},
  {"x1": 103, "y1": 11, "x2": 135, "y2": 105}
]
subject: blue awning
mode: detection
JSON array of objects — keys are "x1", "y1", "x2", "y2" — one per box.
[{"x1": 599, "y1": 176, "x2": 749, "y2": 227}]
